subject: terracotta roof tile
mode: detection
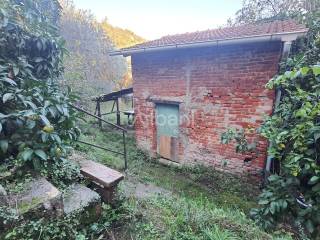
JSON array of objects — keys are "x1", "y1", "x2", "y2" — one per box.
[{"x1": 122, "y1": 20, "x2": 307, "y2": 52}]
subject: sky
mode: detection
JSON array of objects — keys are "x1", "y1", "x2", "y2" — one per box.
[{"x1": 72, "y1": 0, "x2": 243, "y2": 40}]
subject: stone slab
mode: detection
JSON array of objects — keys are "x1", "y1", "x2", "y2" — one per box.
[
  {"x1": 79, "y1": 160, "x2": 124, "y2": 188},
  {"x1": 122, "y1": 179, "x2": 171, "y2": 199},
  {"x1": 8, "y1": 177, "x2": 63, "y2": 218},
  {"x1": 63, "y1": 184, "x2": 101, "y2": 215},
  {"x1": 0, "y1": 184, "x2": 8, "y2": 206},
  {"x1": 159, "y1": 158, "x2": 181, "y2": 167}
]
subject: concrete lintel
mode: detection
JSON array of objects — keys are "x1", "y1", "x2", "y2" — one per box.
[{"x1": 147, "y1": 96, "x2": 183, "y2": 105}]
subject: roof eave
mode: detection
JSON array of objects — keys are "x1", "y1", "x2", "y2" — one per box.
[{"x1": 109, "y1": 30, "x2": 308, "y2": 57}]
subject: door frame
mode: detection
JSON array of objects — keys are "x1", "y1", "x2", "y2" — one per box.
[{"x1": 155, "y1": 102, "x2": 180, "y2": 162}]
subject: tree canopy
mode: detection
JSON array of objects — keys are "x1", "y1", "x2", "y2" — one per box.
[
  {"x1": 59, "y1": 0, "x2": 127, "y2": 105},
  {"x1": 0, "y1": 0, "x2": 81, "y2": 185},
  {"x1": 225, "y1": 0, "x2": 320, "y2": 237},
  {"x1": 229, "y1": 0, "x2": 319, "y2": 25},
  {"x1": 100, "y1": 18, "x2": 145, "y2": 49}
]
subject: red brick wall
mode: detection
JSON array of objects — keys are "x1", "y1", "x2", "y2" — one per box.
[{"x1": 132, "y1": 42, "x2": 282, "y2": 177}]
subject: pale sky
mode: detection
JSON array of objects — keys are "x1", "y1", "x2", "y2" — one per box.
[{"x1": 72, "y1": 0, "x2": 243, "y2": 40}]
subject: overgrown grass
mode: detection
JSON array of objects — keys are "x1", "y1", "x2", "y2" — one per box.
[
  {"x1": 76, "y1": 121, "x2": 258, "y2": 211},
  {"x1": 116, "y1": 195, "x2": 292, "y2": 240},
  {"x1": 3, "y1": 202, "x2": 136, "y2": 240},
  {"x1": 1, "y1": 121, "x2": 293, "y2": 239},
  {"x1": 73, "y1": 122, "x2": 294, "y2": 239}
]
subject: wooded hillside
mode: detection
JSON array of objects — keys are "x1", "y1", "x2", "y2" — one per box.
[
  {"x1": 59, "y1": 0, "x2": 127, "y2": 106},
  {"x1": 100, "y1": 19, "x2": 145, "y2": 49},
  {"x1": 57, "y1": 1, "x2": 144, "y2": 104}
]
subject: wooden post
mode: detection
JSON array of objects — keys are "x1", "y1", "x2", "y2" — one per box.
[
  {"x1": 116, "y1": 98, "x2": 121, "y2": 126},
  {"x1": 132, "y1": 95, "x2": 134, "y2": 108},
  {"x1": 94, "y1": 102, "x2": 98, "y2": 116},
  {"x1": 123, "y1": 131, "x2": 127, "y2": 170},
  {"x1": 111, "y1": 100, "x2": 116, "y2": 112},
  {"x1": 97, "y1": 100, "x2": 102, "y2": 128}
]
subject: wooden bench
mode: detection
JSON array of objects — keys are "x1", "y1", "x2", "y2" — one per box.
[
  {"x1": 78, "y1": 160, "x2": 124, "y2": 204},
  {"x1": 122, "y1": 110, "x2": 135, "y2": 125}
]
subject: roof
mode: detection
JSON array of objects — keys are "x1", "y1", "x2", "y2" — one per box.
[
  {"x1": 110, "y1": 20, "x2": 308, "y2": 56},
  {"x1": 92, "y1": 87, "x2": 133, "y2": 102}
]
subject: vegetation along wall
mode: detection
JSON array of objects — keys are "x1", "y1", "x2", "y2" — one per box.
[{"x1": 132, "y1": 41, "x2": 282, "y2": 178}]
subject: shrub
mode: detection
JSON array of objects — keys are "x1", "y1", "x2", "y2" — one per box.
[
  {"x1": 252, "y1": 59, "x2": 320, "y2": 238},
  {"x1": 251, "y1": 12, "x2": 320, "y2": 238},
  {"x1": 221, "y1": 10, "x2": 320, "y2": 238},
  {"x1": 0, "y1": 0, "x2": 80, "y2": 184}
]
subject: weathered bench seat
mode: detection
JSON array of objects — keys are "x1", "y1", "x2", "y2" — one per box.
[
  {"x1": 80, "y1": 160, "x2": 124, "y2": 188},
  {"x1": 70, "y1": 154, "x2": 124, "y2": 204}
]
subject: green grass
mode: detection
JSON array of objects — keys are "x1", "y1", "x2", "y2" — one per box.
[
  {"x1": 76, "y1": 120, "x2": 128, "y2": 169},
  {"x1": 76, "y1": 122, "x2": 257, "y2": 212},
  {"x1": 74, "y1": 122, "x2": 293, "y2": 240},
  {"x1": 112, "y1": 193, "x2": 293, "y2": 240},
  {"x1": 124, "y1": 196, "x2": 273, "y2": 240}
]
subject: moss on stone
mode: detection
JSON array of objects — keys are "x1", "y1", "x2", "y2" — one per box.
[{"x1": 18, "y1": 197, "x2": 43, "y2": 214}]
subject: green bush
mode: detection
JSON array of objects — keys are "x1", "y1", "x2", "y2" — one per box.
[
  {"x1": 252, "y1": 59, "x2": 320, "y2": 238},
  {"x1": 251, "y1": 12, "x2": 320, "y2": 238},
  {"x1": 220, "y1": 11, "x2": 320, "y2": 238},
  {"x1": 0, "y1": 0, "x2": 80, "y2": 184}
]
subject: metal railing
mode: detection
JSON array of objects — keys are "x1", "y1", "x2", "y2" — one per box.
[{"x1": 69, "y1": 104, "x2": 128, "y2": 170}]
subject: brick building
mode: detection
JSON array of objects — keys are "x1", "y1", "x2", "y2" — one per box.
[{"x1": 111, "y1": 20, "x2": 308, "y2": 177}]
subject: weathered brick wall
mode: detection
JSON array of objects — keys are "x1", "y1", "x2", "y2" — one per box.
[{"x1": 132, "y1": 42, "x2": 282, "y2": 177}]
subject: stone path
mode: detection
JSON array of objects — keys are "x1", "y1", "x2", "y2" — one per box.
[{"x1": 121, "y1": 176, "x2": 171, "y2": 200}]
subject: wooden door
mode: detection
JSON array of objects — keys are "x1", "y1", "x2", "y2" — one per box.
[{"x1": 156, "y1": 104, "x2": 179, "y2": 162}]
